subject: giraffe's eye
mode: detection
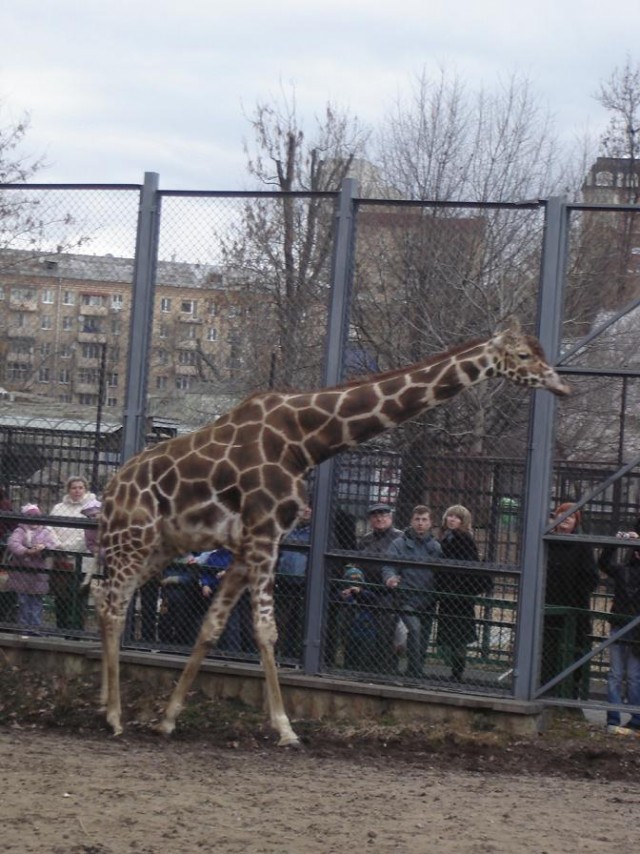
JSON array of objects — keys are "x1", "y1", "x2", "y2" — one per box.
[{"x1": 517, "y1": 352, "x2": 530, "y2": 361}]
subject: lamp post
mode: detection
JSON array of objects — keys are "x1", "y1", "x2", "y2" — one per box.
[{"x1": 91, "y1": 341, "x2": 107, "y2": 493}]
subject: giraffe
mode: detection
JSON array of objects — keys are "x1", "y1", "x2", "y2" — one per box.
[{"x1": 97, "y1": 316, "x2": 569, "y2": 745}]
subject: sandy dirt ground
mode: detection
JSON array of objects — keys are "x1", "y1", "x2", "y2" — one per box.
[{"x1": 1, "y1": 727, "x2": 639, "y2": 854}]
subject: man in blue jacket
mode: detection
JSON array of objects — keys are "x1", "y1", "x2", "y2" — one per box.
[{"x1": 383, "y1": 504, "x2": 442, "y2": 679}]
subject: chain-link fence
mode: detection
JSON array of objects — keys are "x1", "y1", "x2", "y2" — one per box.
[{"x1": 1, "y1": 178, "x2": 640, "y2": 726}]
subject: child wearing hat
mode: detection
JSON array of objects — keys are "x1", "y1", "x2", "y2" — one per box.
[
  {"x1": 80, "y1": 499, "x2": 102, "y2": 557},
  {"x1": 339, "y1": 565, "x2": 379, "y2": 672},
  {"x1": 6, "y1": 505, "x2": 60, "y2": 632}
]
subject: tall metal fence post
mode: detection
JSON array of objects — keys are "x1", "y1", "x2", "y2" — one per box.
[
  {"x1": 303, "y1": 178, "x2": 358, "y2": 674},
  {"x1": 120, "y1": 172, "x2": 161, "y2": 464},
  {"x1": 513, "y1": 196, "x2": 568, "y2": 700}
]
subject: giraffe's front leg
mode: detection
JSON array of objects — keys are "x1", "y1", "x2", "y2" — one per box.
[
  {"x1": 102, "y1": 610, "x2": 125, "y2": 735},
  {"x1": 157, "y1": 569, "x2": 248, "y2": 736}
]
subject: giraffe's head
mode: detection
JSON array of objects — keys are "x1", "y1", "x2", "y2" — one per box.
[{"x1": 489, "y1": 317, "x2": 570, "y2": 397}]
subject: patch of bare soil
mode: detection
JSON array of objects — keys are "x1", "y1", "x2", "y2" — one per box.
[{"x1": 1, "y1": 663, "x2": 640, "y2": 853}]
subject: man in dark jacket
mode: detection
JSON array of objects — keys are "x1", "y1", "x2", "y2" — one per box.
[
  {"x1": 383, "y1": 504, "x2": 442, "y2": 679},
  {"x1": 542, "y1": 502, "x2": 598, "y2": 698},
  {"x1": 354, "y1": 503, "x2": 403, "y2": 673},
  {"x1": 599, "y1": 527, "x2": 640, "y2": 735}
]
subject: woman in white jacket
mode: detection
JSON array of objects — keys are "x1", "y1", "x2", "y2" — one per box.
[{"x1": 50, "y1": 476, "x2": 97, "y2": 630}]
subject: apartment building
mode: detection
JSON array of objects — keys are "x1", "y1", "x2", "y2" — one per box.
[{"x1": 0, "y1": 250, "x2": 250, "y2": 415}]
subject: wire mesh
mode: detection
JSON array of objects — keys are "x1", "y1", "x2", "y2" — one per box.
[{"x1": 1, "y1": 185, "x2": 640, "y2": 725}]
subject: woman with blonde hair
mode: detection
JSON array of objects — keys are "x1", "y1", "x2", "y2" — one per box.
[
  {"x1": 435, "y1": 505, "x2": 491, "y2": 682},
  {"x1": 50, "y1": 475, "x2": 97, "y2": 630}
]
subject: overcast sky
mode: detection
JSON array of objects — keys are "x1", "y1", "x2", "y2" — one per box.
[{"x1": 1, "y1": 0, "x2": 638, "y2": 191}]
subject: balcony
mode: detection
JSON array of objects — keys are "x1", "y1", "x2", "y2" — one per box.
[
  {"x1": 8, "y1": 299, "x2": 38, "y2": 312},
  {"x1": 77, "y1": 332, "x2": 108, "y2": 344},
  {"x1": 79, "y1": 304, "x2": 108, "y2": 316},
  {"x1": 7, "y1": 327, "x2": 37, "y2": 338}
]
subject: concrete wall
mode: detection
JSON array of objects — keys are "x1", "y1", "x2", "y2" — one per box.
[{"x1": 0, "y1": 635, "x2": 545, "y2": 736}]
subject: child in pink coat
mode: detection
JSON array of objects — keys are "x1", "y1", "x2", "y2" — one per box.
[{"x1": 7, "y1": 504, "x2": 60, "y2": 632}]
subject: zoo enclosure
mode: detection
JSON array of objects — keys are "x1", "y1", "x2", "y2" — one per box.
[{"x1": 1, "y1": 175, "x2": 640, "y2": 714}]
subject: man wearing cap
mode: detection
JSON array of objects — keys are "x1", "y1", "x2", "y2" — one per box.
[{"x1": 354, "y1": 503, "x2": 403, "y2": 673}]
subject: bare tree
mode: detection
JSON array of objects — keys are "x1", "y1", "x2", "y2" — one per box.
[
  {"x1": 596, "y1": 54, "x2": 640, "y2": 173},
  {"x1": 349, "y1": 68, "x2": 569, "y2": 513},
  {"x1": 219, "y1": 89, "x2": 370, "y2": 391}
]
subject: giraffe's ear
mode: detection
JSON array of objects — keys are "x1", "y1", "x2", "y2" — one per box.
[
  {"x1": 491, "y1": 316, "x2": 522, "y2": 347},
  {"x1": 504, "y1": 316, "x2": 521, "y2": 335}
]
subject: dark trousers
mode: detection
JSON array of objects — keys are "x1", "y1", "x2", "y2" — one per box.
[
  {"x1": 275, "y1": 575, "x2": 306, "y2": 660},
  {"x1": 125, "y1": 580, "x2": 160, "y2": 643},
  {"x1": 51, "y1": 567, "x2": 88, "y2": 631}
]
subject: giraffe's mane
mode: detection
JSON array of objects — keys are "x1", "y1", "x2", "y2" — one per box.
[
  {"x1": 253, "y1": 334, "x2": 491, "y2": 400},
  {"x1": 339, "y1": 335, "x2": 492, "y2": 390}
]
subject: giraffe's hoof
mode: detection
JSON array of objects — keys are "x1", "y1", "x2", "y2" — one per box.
[
  {"x1": 106, "y1": 711, "x2": 123, "y2": 736},
  {"x1": 155, "y1": 719, "x2": 175, "y2": 737},
  {"x1": 277, "y1": 734, "x2": 301, "y2": 748}
]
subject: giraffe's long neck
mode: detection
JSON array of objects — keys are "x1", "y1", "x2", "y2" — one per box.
[{"x1": 290, "y1": 337, "x2": 494, "y2": 468}]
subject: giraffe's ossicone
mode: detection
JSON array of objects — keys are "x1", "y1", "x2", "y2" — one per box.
[{"x1": 97, "y1": 316, "x2": 569, "y2": 744}]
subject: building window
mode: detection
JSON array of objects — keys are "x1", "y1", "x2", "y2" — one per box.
[
  {"x1": 161, "y1": 298, "x2": 172, "y2": 312},
  {"x1": 78, "y1": 368, "x2": 100, "y2": 384},
  {"x1": 82, "y1": 293, "x2": 106, "y2": 307},
  {"x1": 62, "y1": 316, "x2": 74, "y2": 330},
  {"x1": 62, "y1": 291, "x2": 75, "y2": 305},
  {"x1": 58, "y1": 369, "x2": 71, "y2": 384},
  {"x1": 595, "y1": 171, "x2": 613, "y2": 187},
  {"x1": 10, "y1": 340, "x2": 31, "y2": 356},
  {"x1": 208, "y1": 301, "x2": 217, "y2": 316},
  {"x1": 78, "y1": 393, "x2": 99, "y2": 406},
  {"x1": 12, "y1": 287, "x2": 36, "y2": 301},
  {"x1": 178, "y1": 350, "x2": 197, "y2": 365},
  {"x1": 81, "y1": 343, "x2": 102, "y2": 359},
  {"x1": 175, "y1": 376, "x2": 191, "y2": 390},
  {"x1": 38, "y1": 367, "x2": 50, "y2": 383},
  {"x1": 41, "y1": 289, "x2": 54, "y2": 304},
  {"x1": 59, "y1": 344, "x2": 73, "y2": 358},
  {"x1": 159, "y1": 324, "x2": 168, "y2": 339},
  {"x1": 111, "y1": 318, "x2": 121, "y2": 335},
  {"x1": 156, "y1": 348, "x2": 168, "y2": 365},
  {"x1": 111, "y1": 294, "x2": 124, "y2": 311},
  {"x1": 106, "y1": 397, "x2": 118, "y2": 407},
  {"x1": 80, "y1": 316, "x2": 102, "y2": 333},
  {"x1": 207, "y1": 327, "x2": 217, "y2": 342},
  {"x1": 107, "y1": 372, "x2": 118, "y2": 387},
  {"x1": 156, "y1": 376, "x2": 168, "y2": 390},
  {"x1": 40, "y1": 342, "x2": 52, "y2": 357},
  {"x1": 183, "y1": 325, "x2": 197, "y2": 340},
  {"x1": 7, "y1": 363, "x2": 29, "y2": 381},
  {"x1": 41, "y1": 316, "x2": 53, "y2": 330},
  {"x1": 181, "y1": 299, "x2": 195, "y2": 315},
  {"x1": 58, "y1": 393, "x2": 72, "y2": 403}
]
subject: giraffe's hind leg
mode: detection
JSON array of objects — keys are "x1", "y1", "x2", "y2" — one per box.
[
  {"x1": 157, "y1": 568, "x2": 249, "y2": 736},
  {"x1": 249, "y1": 572, "x2": 300, "y2": 748}
]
